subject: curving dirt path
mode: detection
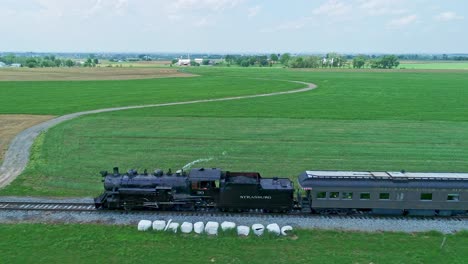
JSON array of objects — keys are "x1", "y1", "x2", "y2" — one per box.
[{"x1": 0, "y1": 80, "x2": 317, "y2": 188}]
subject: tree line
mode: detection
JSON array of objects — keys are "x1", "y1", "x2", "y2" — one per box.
[
  {"x1": 222, "y1": 53, "x2": 400, "y2": 69},
  {"x1": 0, "y1": 54, "x2": 98, "y2": 68}
]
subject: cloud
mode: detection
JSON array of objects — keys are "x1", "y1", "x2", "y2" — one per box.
[
  {"x1": 434, "y1": 11, "x2": 464, "y2": 21},
  {"x1": 358, "y1": 0, "x2": 407, "y2": 15},
  {"x1": 387, "y1": 14, "x2": 418, "y2": 28},
  {"x1": 261, "y1": 18, "x2": 309, "y2": 33},
  {"x1": 312, "y1": 0, "x2": 351, "y2": 17},
  {"x1": 248, "y1": 5, "x2": 261, "y2": 18},
  {"x1": 170, "y1": 0, "x2": 244, "y2": 12}
]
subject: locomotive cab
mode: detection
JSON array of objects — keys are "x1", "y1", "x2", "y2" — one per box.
[{"x1": 187, "y1": 168, "x2": 222, "y2": 205}]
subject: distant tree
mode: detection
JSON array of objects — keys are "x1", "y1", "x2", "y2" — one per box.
[
  {"x1": 202, "y1": 59, "x2": 210, "y2": 65},
  {"x1": 25, "y1": 58, "x2": 38, "y2": 68},
  {"x1": 304, "y1": 56, "x2": 321, "y2": 68},
  {"x1": 352, "y1": 55, "x2": 367, "y2": 69},
  {"x1": 370, "y1": 55, "x2": 400, "y2": 69},
  {"x1": 442, "y1": 54, "x2": 448, "y2": 60},
  {"x1": 190, "y1": 60, "x2": 200, "y2": 66},
  {"x1": 54, "y1": 59, "x2": 62, "y2": 67},
  {"x1": 65, "y1": 59, "x2": 75, "y2": 67},
  {"x1": 224, "y1": 55, "x2": 236, "y2": 65},
  {"x1": 84, "y1": 58, "x2": 93, "y2": 67},
  {"x1": 270, "y1": 53, "x2": 279, "y2": 63},
  {"x1": 248, "y1": 56, "x2": 256, "y2": 66},
  {"x1": 93, "y1": 58, "x2": 99, "y2": 65},
  {"x1": 288, "y1": 57, "x2": 304, "y2": 68},
  {"x1": 2, "y1": 54, "x2": 16, "y2": 64},
  {"x1": 257, "y1": 55, "x2": 269, "y2": 66},
  {"x1": 288, "y1": 56, "x2": 321, "y2": 68},
  {"x1": 279, "y1": 53, "x2": 291, "y2": 65},
  {"x1": 240, "y1": 59, "x2": 250, "y2": 67},
  {"x1": 41, "y1": 59, "x2": 55, "y2": 67}
]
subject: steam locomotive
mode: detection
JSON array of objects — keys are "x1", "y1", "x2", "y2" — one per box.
[
  {"x1": 94, "y1": 167, "x2": 295, "y2": 212},
  {"x1": 94, "y1": 167, "x2": 468, "y2": 216}
]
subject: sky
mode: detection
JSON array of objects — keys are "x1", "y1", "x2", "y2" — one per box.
[{"x1": 1, "y1": 0, "x2": 467, "y2": 53}]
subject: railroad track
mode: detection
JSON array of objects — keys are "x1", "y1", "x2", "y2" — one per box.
[
  {"x1": 105, "y1": 208, "x2": 468, "y2": 222},
  {"x1": 0, "y1": 201, "x2": 96, "y2": 212},
  {"x1": 0, "y1": 201, "x2": 466, "y2": 222}
]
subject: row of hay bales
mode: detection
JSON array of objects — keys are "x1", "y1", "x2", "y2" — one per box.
[{"x1": 137, "y1": 219, "x2": 293, "y2": 236}]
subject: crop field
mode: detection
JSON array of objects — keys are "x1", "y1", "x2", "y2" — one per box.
[
  {"x1": 99, "y1": 60, "x2": 173, "y2": 68},
  {"x1": 0, "y1": 72, "x2": 302, "y2": 115},
  {"x1": 1, "y1": 68, "x2": 468, "y2": 196},
  {"x1": 399, "y1": 61, "x2": 468, "y2": 70},
  {"x1": 0, "y1": 224, "x2": 467, "y2": 264},
  {"x1": 0, "y1": 67, "x2": 194, "y2": 81}
]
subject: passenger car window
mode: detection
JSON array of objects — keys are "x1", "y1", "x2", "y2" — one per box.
[
  {"x1": 379, "y1": 193, "x2": 390, "y2": 200},
  {"x1": 420, "y1": 193, "x2": 432, "y2": 201},
  {"x1": 342, "y1": 192, "x2": 353, "y2": 199},
  {"x1": 396, "y1": 193, "x2": 404, "y2": 200},
  {"x1": 329, "y1": 192, "x2": 339, "y2": 199},
  {"x1": 447, "y1": 194, "x2": 459, "y2": 201},
  {"x1": 360, "y1": 192, "x2": 370, "y2": 200},
  {"x1": 316, "y1": 192, "x2": 326, "y2": 199}
]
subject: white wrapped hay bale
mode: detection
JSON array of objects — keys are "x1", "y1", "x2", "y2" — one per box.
[
  {"x1": 194, "y1": 222, "x2": 205, "y2": 234},
  {"x1": 237, "y1": 225, "x2": 250, "y2": 236},
  {"x1": 266, "y1": 223, "x2": 281, "y2": 235},
  {"x1": 181, "y1": 222, "x2": 193, "y2": 234},
  {"x1": 252, "y1": 224, "x2": 265, "y2": 236},
  {"x1": 205, "y1": 221, "x2": 219, "y2": 235},
  {"x1": 137, "y1": 220, "x2": 152, "y2": 231},
  {"x1": 221, "y1": 221, "x2": 236, "y2": 231},
  {"x1": 281, "y1": 225, "x2": 293, "y2": 236},
  {"x1": 164, "y1": 219, "x2": 173, "y2": 231},
  {"x1": 167, "y1": 222, "x2": 180, "y2": 233},
  {"x1": 152, "y1": 220, "x2": 166, "y2": 231}
]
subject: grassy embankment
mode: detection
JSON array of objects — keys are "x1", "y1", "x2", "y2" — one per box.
[
  {"x1": 0, "y1": 224, "x2": 467, "y2": 264},
  {"x1": 1, "y1": 68, "x2": 468, "y2": 196}
]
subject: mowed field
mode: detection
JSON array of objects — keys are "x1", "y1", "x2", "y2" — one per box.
[
  {"x1": 1, "y1": 67, "x2": 468, "y2": 196},
  {"x1": 0, "y1": 224, "x2": 467, "y2": 264}
]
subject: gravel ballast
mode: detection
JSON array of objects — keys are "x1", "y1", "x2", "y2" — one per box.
[{"x1": 0, "y1": 197, "x2": 466, "y2": 234}]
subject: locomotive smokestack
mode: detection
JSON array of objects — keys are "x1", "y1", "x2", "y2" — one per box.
[{"x1": 113, "y1": 167, "x2": 119, "y2": 175}]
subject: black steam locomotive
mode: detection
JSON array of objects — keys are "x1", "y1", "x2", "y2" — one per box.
[
  {"x1": 94, "y1": 167, "x2": 468, "y2": 216},
  {"x1": 94, "y1": 167, "x2": 295, "y2": 212}
]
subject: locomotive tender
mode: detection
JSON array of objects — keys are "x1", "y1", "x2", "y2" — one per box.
[{"x1": 94, "y1": 167, "x2": 468, "y2": 216}]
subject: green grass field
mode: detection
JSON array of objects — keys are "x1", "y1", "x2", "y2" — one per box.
[
  {"x1": 0, "y1": 224, "x2": 467, "y2": 264},
  {"x1": 0, "y1": 75, "x2": 302, "y2": 115},
  {"x1": 1, "y1": 67, "x2": 468, "y2": 263},
  {"x1": 399, "y1": 61, "x2": 468, "y2": 70},
  {"x1": 2, "y1": 68, "x2": 468, "y2": 196}
]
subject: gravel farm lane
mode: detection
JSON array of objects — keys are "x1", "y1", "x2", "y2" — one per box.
[{"x1": 0, "y1": 80, "x2": 317, "y2": 188}]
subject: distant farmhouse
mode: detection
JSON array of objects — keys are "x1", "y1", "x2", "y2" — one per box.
[
  {"x1": 177, "y1": 56, "x2": 209, "y2": 66},
  {"x1": 0, "y1": 62, "x2": 21, "y2": 68},
  {"x1": 177, "y1": 58, "x2": 191, "y2": 66}
]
